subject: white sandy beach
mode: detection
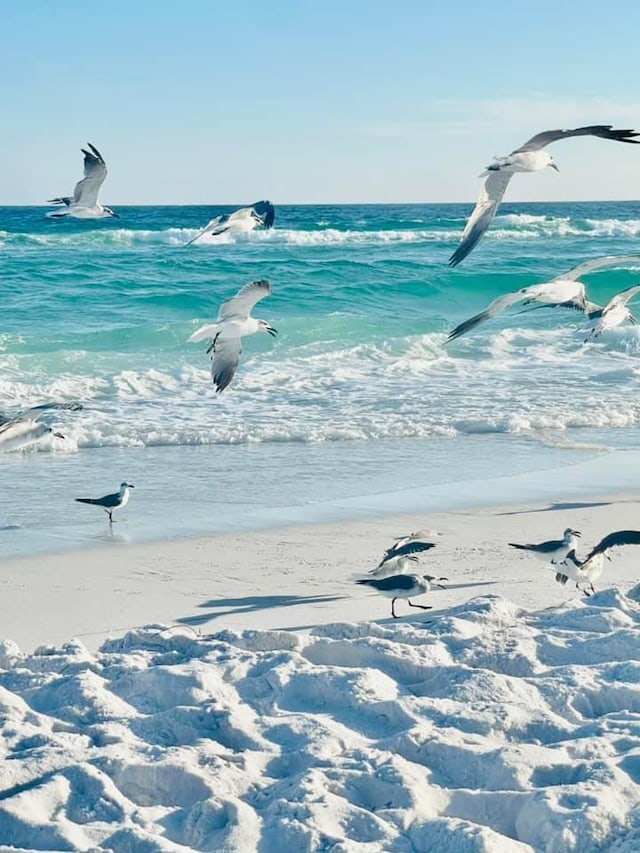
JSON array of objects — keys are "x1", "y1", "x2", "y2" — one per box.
[
  {"x1": 3, "y1": 492, "x2": 640, "y2": 851},
  {"x1": 2, "y1": 489, "x2": 640, "y2": 652}
]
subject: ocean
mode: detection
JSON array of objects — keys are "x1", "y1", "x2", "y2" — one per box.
[{"x1": 2, "y1": 201, "x2": 640, "y2": 556}]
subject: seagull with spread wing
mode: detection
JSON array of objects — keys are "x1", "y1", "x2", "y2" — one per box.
[
  {"x1": 585, "y1": 283, "x2": 640, "y2": 341},
  {"x1": 184, "y1": 200, "x2": 275, "y2": 246},
  {"x1": 554, "y1": 529, "x2": 640, "y2": 595},
  {"x1": 188, "y1": 279, "x2": 278, "y2": 393},
  {"x1": 445, "y1": 255, "x2": 640, "y2": 342},
  {"x1": 0, "y1": 402, "x2": 83, "y2": 452},
  {"x1": 449, "y1": 125, "x2": 640, "y2": 267},
  {"x1": 47, "y1": 143, "x2": 118, "y2": 219}
]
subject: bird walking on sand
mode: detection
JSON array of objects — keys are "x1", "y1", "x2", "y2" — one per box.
[
  {"x1": 356, "y1": 573, "x2": 448, "y2": 618},
  {"x1": 188, "y1": 279, "x2": 278, "y2": 393},
  {"x1": 449, "y1": 125, "x2": 640, "y2": 266},
  {"x1": 47, "y1": 143, "x2": 118, "y2": 219},
  {"x1": 76, "y1": 482, "x2": 135, "y2": 523},
  {"x1": 509, "y1": 527, "x2": 581, "y2": 565}
]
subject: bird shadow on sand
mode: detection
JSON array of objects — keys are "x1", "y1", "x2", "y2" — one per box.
[
  {"x1": 176, "y1": 593, "x2": 346, "y2": 627},
  {"x1": 494, "y1": 501, "x2": 613, "y2": 517}
]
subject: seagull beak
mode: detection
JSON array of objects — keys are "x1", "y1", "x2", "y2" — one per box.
[
  {"x1": 548, "y1": 163, "x2": 560, "y2": 172},
  {"x1": 111, "y1": 212, "x2": 120, "y2": 218},
  {"x1": 573, "y1": 531, "x2": 582, "y2": 537},
  {"x1": 53, "y1": 431, "x2": 65, "y2": 439},
  {"x1": 267, "y1": 326, "x2": 278, "y2": 337},
  {"x1": 435, "y1": 577, "x2": 448, "y2": 589}
]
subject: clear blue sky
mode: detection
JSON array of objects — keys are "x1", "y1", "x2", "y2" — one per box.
[{"x1": 2, "y1": 0, "x2": 640, "y2": 204}]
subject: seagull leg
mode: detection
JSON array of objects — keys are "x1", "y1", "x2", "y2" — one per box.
[
  {"x1": 408, "y1": 600, "x2": 432, "y2": 610},
  {"x1": 391, "y1": 598, "x2": 398, "y2": 618},
  {"x1": 107, "y1": 510, "x2": 113, "y2": 524},
  {"x1": 206, "y1": 333, "x2": 220, "y2": 356}
]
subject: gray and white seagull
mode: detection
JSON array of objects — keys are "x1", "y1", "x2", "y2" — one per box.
[
  {"x1": 356, "y1": 572, "x2": 448, "y2": 618},
  {"x1": 554, "y1": 529, "x2": 640, "y2": 595},
  {"x1": 446, "y1": 255, "x2": 640, "y2": 342},
  {"x1": 509, "y1": 527, "x2": 581, "y2": 565},
  {"x1": 188, "y1": 279, "x2": 278, "y2": 393},
  {"x1": 0, "y1": 402, "x2": 83, "y2": 452},
  {"x1": 75, "y1": 482, "x2": 135, "y2": 523},
  {"x1": 585, "y1": 282, "x2": 640, "y2": 341},
  {"x1": 47, "y1": 143, "x2": 118, "y2": 219},
  {"x1": 449, "y1": 125, "x2": 640, "y2": 266}
]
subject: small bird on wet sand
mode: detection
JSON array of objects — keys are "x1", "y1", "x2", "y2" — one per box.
[
  {"x1": 356, "y1": 573, "x2": 448, "y2": 618},
  {"x1": 509, "y1": 527, "x2": 581, "y2": 565},
  {"x1": 76, "y1": 482, "x2": 134, "y2": 523}
]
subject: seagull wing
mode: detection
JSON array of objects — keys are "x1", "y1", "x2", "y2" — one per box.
[
  {"x1": 183, "y1": 214, "x2": 228, "y2": 247},
  {"x1": 514, "y1": 126, "x2": 640, "y2": 153},
  {"x1": 210, "y1": 337, "x2": 242, "y2": 393},
  {"x1": 603, "y1": 283, "x2": 640, "y2": 313},
  {"x1": 446, "y1": 288, "x2": 534, "y2": 342},
  {"x1": 378, "y1": 541, "x2": 436, "y2": 566},
  {"x1": 251, "y1": 200, "x2": 275, "y2": 228},
  {"x1": 73, "y1": 144, "x2": 108, "y2": 206},
  {"x1": 448, "y1": 171, "x2": 513, "y2": 267},
  {"x1": 553, "y1": 254, "x2": 640, "y2": 282},
  {"x1": 0, "y1": 401, "x2": 82, "y2": 431},
  {"x1": 218, "y1": 279, "x2": 272, "y2": 320},
  {"x1": 585, "y1": 529, "x2": 640, "y2": 561}
]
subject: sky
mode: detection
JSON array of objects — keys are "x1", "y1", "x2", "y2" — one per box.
[{"x1": 1, "y1": 0, "x2": 640, "y2": 204}]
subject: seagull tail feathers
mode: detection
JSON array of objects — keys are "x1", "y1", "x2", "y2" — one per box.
[{"x1": 75, "y1": 498, "x2": 99, "y2": 505}]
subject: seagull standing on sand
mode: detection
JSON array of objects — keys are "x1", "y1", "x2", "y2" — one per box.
[
  {"x1": 76, "y1": 482, "x2": 134, "y2": 523},
  {"x1": 47, "y1": 144, "x2": 118, "y2": 219},
  {"x1": 356, "y1": 573, "x2": 448, "y2": 618},
  {"x1": 556, "y1": 529, "x2": 640, "y2": 594},
  {"x1": 445, "y1": 255, "x2": 640, "y2": 342},
  {"x1": 449, "y1": 125, "x2": 640, "y2": 266},
  {"x1": 188, "y1": 279, "x2": 278, "y2": 393},
  {"x1": 509, "y1": 527, "x2": 581, "y2": 565},
  {"x1": 0, "y1": 402, "x2": 83, "y2": 452},
  {"x1": 585, "y1": 283, "x2": 640, "y2": 341}
]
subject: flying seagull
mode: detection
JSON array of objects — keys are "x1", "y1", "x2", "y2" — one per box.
[
  {"x1": 446, "y1": 255, "x2": 640, "y2": 342},
  {"x1": 356, "y1": 572, "x2": 448, "y2": 618},
  {"x1": 0, "y1": 402, "x2": 83, "y2": 452},
  {"x1": 585, "y1": 283, "x2": 640, "y2": 341},
  {"x1": 188, "y1": 279, "x2": 278, "y2": 393},
  {"x1": 449, "y1": 125, "x2": 640, "y2": 266},
  {"x1": 76, "y1": 482, "x2": 135, "y2": 523},
  {"x1": 184, "y1": 200, "x2": 275, "y2": 246},
  {"x1": 47, "y1": 143, "x2": 118, "y2": 219},
  {"x1": 509, "y1": 527, "x2": 581, "y2": 565}
]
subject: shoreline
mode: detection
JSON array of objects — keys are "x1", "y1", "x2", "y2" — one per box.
[{"x1": 2, "y1": 484, "x2": 640, "y2": 654}]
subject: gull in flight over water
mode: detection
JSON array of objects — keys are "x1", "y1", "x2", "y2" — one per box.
[
  {"x1": 509, "y1": 527, "x2": 581, "y2": 565},
  {"x1": 356, "y1": 572, "x2": 448, "y2": 618},
  {"x1": 585, "y1": 283, "x2": 640, "y2": 341},
  {"x1": 184, "y1": 200, "x2": 275, "y2": 246},
  {"x1": 47, "y1": 143, "x2": 118, "y2": 219},
  {"x1": 76, "y1": 482, "x2": 135, "y2": 523},
  {"x1": 0, "y1": 402, "x2": 83, "y2": 452},
  {"x1": 188, "y1": 279, "x2": 278, "y2": 393},
  {"x1": 446, "y1": 255, "x2": 640, "y2": 342},
  {"x1": 449, "y1": 125, "x2": 640, "y2": 266},
  {"x1": 554, "y1": 529, "x2": 640, "y2": 595}
]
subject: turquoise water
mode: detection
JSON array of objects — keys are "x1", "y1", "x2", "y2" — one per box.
[{"x1": 2, "y1": 201, "x2": 640, "y2": 555}]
